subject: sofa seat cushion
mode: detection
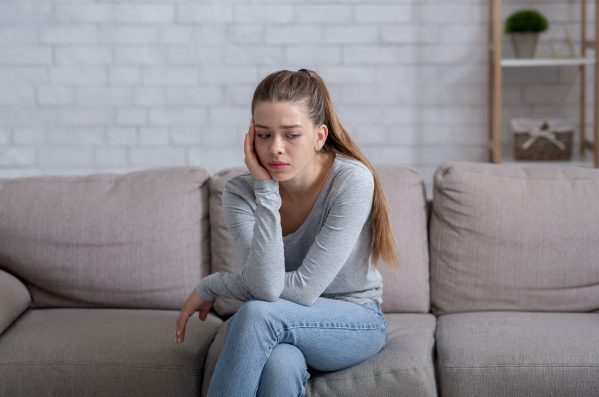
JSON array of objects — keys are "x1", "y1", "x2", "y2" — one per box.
[
  {"x1": 0, "y1": 308, "x2": 222, "y2": 397},
  {"x1": 202, "y1": 313, "x2": 438, "y2": 397},
  {"x1": 436, "y1": 311, "x2": 599, "y2": 397}
]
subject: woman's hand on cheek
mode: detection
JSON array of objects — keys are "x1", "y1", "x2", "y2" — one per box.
[{"x1": 244, "y1": 119, "x2": 272, "y2": 181}]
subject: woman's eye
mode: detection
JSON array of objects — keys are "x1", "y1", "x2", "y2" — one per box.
[
  {"x1": 287, "y1": 134, "x2": 300, "y2": 139},
  {"x1": 256, "y1": 134, "x2": 270, "y2": 139}
]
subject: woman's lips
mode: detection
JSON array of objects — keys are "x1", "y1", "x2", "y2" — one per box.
[{"x1": 268, "y1": 162, "x2": 289, "y2": 170}]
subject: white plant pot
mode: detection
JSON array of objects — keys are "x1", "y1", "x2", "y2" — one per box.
[{"x1": 510, "y1": 33, "x2": 540, "y2": 58}]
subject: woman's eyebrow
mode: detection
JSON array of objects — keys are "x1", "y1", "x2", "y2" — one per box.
[{"x1": 254, "y1": 123, "x2": 302, "y2": 129}]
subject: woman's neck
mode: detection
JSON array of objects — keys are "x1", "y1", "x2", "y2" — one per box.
[{"x1": 279, "y1": 152, "x2": 334, "y2": 203}]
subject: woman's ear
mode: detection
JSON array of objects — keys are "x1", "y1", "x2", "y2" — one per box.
[{"x1": 315, "y1": 124, "x2": 328, "y2": 151}]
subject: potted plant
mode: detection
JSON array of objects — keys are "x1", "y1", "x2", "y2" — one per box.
[{"x1": 505, "y1": 9, "x2": 549, "y2": 58}]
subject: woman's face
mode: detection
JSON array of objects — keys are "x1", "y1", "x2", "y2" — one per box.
[{"x1": 253, "y1": 101, "x2": 327, "y2": 182}]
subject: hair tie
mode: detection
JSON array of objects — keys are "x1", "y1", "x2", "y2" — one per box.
[{"x1": 298, "y1": 68, "x2": 310, "y2": 75}]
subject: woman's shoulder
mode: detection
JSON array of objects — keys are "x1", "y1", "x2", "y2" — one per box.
[
  {"x1": 331, "y1": 155, "x2": 374, "y2": 189},
  {"x1": 320, "y1": 155, "x2": 374, "y2": 206}
]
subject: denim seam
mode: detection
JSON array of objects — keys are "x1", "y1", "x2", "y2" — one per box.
[
  {"x1": 274, "y1": 324, "x2": 386, "y2": 345},
  {"x1": 279, "y1": 324, "x2": 386, "y2": 333}
]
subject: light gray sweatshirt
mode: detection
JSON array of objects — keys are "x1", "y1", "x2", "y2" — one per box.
[{"x1": 195, "y1": 154, "x2": 383, "y2": 307}]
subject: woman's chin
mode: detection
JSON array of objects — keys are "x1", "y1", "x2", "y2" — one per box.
[
  {"x1": 269, "y1": 171, "x2": 293, "y2": 182},
  {"x1": 271, "y1": 174, "x2": 288, "y2": 182}
]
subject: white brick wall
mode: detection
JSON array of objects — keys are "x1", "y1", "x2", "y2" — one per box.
[{"x1": 0, "y1": 0, "x2": 590, "y2": 197}]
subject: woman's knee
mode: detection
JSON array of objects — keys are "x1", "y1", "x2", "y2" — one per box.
[
  {"x1": 258, "y1": 344, "x2": 309, "y2": 397},
  {"x1": 234, "y1": 299, "x2": 279, "y2": 324},
  {"x1": 264, "y1": 343, "x2": 306, "y2": 376}
]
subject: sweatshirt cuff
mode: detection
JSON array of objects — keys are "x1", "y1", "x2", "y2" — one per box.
[
  {"x1": 254, "y1": 178, "x2": 278, "y2": 193},
  {"x1": 195, "y1": 277, "x2": 217, "y2": 301},
  {"x1": 254, "y1": 179, "x2": 281, "y2": 207}
]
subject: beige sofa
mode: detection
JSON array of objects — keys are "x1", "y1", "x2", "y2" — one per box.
[{"x1": 1, "y1": 160, "x2": 598, "y2": 397}]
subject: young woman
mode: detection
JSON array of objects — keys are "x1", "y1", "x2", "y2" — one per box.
[{"x1": 175, "y1": 68, "x2": 399, "y2": 397}]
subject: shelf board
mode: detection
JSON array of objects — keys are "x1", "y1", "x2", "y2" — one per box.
[
  {"x1": 498, "y1": 144, "x2": 595, "y2": 168},
  {"x1": 501, "y1": 58, "x2": 595, "y2": 67}
]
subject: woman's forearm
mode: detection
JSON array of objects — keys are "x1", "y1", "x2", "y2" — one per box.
[
  {"x1": 195, "y1": 178, "x2": 285, "y2": 302},
  {"x1": 240, "y1": 179, "x2": 285, "y2": 299}
]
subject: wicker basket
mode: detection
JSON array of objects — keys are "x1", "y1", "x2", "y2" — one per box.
[{"x1": 511, "y1": 118, "x2": 573, "y2": 161}]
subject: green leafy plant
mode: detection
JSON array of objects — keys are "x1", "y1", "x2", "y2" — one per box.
[{"x1": 505, "y1": 9, "x2": 549, "y2": 34}]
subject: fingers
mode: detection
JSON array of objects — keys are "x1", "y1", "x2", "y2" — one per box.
[
  {"x1": 199, "y1": 309, "x2": 208, "y2": 321},
  {"x1": 244, "y1": 121, "x2": 252, "y2": 158},
  {"x1": 247, "y1": 120, "x2": 255, "y2": 154},
  {"x1": 244, "y1": 130, "x2": 250, "y2": 157},
  {"x1": 175, "y1": 292, "x2": 215, "y2": 343},
  {"x1": 198, "y1": 299, "x2": 215, "y2": 321},
  {"x1": 244, "y1": 120, "x2": 258, "y2": 168},
  {"x1": 175, "y1": 311, "x2": 191, "y2": 344},
  {"x1": 243, "y1": 118, "x2": 271, "y2": 181}
]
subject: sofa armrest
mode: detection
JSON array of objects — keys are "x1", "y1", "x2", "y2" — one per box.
[{"x1": 0, "y1": 269, "x2": 31, "y2": 335}]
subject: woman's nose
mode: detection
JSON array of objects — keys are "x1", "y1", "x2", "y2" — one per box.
[{"x1": 270, "y1": 137, "x2": 284, "y2": 154}]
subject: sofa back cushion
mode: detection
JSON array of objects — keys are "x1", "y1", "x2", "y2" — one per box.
[
  {"x1": 209, "y1": 164, "x2": 430, "y2": 316},
  {"x1": 0, "y1": 167, "x2": 210, "y2": 310},
  {"x1": 430, "y1": 161, "x2": 599, "y2": 315},
  {"x1": 375, "y1": 165, "x2": 430, "y2": 313}
]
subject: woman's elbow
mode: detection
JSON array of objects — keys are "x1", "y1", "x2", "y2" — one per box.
[
  {"x1": 296, "y1": 295, "x2": 318, "y2": 307},
  {"x1": 247, "y1": 281, "x2": 283, "y2": 302},
  {"x1": 241, "y1": 273, "x2": 284, "y2": 302},
  {"x1": 251, "y1": 286, "x2": 282, "y2": 302},
  {"x1": 280, "y1": 290, "x2": 318, "y2": 307}
]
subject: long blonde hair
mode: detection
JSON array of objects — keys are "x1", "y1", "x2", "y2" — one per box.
[{"x1": 251, "y1": 69, "x2": 399, "y2": 269}]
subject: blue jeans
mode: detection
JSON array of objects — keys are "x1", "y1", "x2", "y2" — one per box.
[{"x1": 206, "y1": 297, "x2": 388, "y2": 397}]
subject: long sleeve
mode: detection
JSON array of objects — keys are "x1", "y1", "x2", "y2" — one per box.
[
  {"x1": 195, "y1": 178, "x2": 285, "y2": 302},
  {"x1": 281, "y1": 170, "x2": 374, "y2": 306}
]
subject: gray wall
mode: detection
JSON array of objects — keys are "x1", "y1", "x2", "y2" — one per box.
[{"x1": 0, "y1": 0, "x2": 590, "y2": 195}]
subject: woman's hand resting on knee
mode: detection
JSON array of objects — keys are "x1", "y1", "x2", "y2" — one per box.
[{"x1": 175, "y1": 291, "x2": 214, "y2": 344}]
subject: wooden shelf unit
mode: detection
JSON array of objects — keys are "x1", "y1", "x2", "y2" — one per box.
[{"x1": 488, "y1": 0, "x2": 599, "y2": 168}]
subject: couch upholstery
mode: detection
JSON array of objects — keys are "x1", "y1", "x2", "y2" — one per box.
[
  {"x1": 1, "y1": 160, "x2": 598, "y2": 396},
  {"x1": 0, "y1": 269, "x2": 31, "y2": 335},
  {"x1": 430, "y1": 161, "x2": 599, "y2": 397},
  {"x1": 0, "y1": 167, "x2": 211, "y2": 309},
  {"x1": 436, "y1": 312, "x2": 599, "y2": 397},
  {"x1": 0, "y1": 308, "x2": 222, "y2": 397},
  {"x1": 430, "y1": 161, "x2": 599, "y2": 314},
  {"x1": 0, "y1": 167, "x2": 219, "y2": 397}
]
